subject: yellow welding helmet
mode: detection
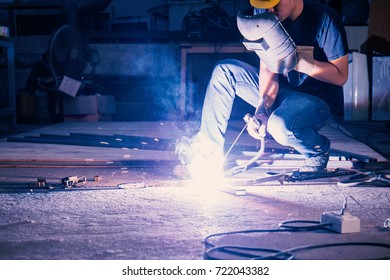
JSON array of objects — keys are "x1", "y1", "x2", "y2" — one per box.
[{"x1": 250, "y1": 0, "x2": 281, "y2": 9}]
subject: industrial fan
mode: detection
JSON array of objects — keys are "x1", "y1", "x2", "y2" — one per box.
[
  {"x1": 36, "y1": 24, "x2": 92, "y2": 97},
  {"x1": 36, "y1": 0, "x2": 111, "y2": 96}
]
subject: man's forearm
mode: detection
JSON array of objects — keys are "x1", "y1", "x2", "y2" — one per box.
[{"x1": 257, "y1": 61, "x2": 279, "y2": 114}]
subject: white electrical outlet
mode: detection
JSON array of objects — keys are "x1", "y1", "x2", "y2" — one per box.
[{"x1": 320, "y1": 212, "x2": 361, "y2": 233}]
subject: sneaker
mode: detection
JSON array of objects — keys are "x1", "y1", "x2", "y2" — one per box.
[{"x1": 299, "y1": 152, "x2": 329, "y2": 173}]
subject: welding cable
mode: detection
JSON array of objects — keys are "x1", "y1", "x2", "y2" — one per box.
[
  {"x1": 252, "y1": 242, "x2": 390, "y2": 260},
  {"x1": 203, "y1": 219, "x2": 360, "y2": 260},
  {"x1": 224, "y1": 113, "x2": 268, "y2": 176},
  {"x1": 205, "y1": 239, "x2": 390, "y2": 260},
  {"x1": 205, "y1": 245, "x2": 293, "y2": 260},
  {"x1": 205, "y1": 242, "x2": 390, "y2": 260},
  {"x1": 204, "y1": 219, "x2": 390, "y2": 260},
  {"x1": 278, "y1": 220, "x2": 332, "y2": 231},
  {"x1": 204, "y1": 219, "x2": 331, "y2": 249}
]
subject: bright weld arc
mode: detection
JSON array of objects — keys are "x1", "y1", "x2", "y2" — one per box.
[{"x1": 178, "y1": 123, "x2": 250, "y2": 186}]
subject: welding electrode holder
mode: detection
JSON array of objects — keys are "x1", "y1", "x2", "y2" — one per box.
[
  {"x1": 225, "y1": 113, "x2": 267, "y2": 176},
  {"x1": 244, "y1": 112, "x2": 268, "y2": 139}
]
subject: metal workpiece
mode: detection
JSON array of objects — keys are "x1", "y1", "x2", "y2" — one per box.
[{"x1": 237, "y1": 11, "x2": 297, "y2": 74}]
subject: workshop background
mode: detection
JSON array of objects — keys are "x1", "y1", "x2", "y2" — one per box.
[
  {"x1": 0, "y1": 0, "x2": 390, "y2": 261},
  {"x1": 1, "y1": 0, "x2": 387, "y2": 127}
]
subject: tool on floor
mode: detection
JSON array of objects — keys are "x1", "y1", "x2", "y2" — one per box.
[
  {"x1": 228, "y1": 168, "x2": 356, "y2": 186},
  {"x1": 36, "y1": 177, "x2": 46, "y2": 187},
  {"x1": 337, "y1": 171, "x2": 390, "y2": 187},
  {"x1": 61, "y1": 175, "x2": 87, "y2": 187},
  {"x1": 93, "y1": 175, "x2": 102, "y2": 182},
  {"x1": 28, "y1": 177, "x2": 55, "y2": 190},
  {"x1": 287, "y1": 168, "x2": 356, "y2": 182}
]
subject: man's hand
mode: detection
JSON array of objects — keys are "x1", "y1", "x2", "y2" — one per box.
[
  {"x1": 244, "y1": 113, "x2": 268, "y2": 140},
  {"x1": 295, "y1": 46, "x2": 315, "y2": 75}
]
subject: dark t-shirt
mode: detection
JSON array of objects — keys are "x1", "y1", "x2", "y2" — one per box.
[{"x1": 255, "y1": 0, "x2": 349, "y2": 119}]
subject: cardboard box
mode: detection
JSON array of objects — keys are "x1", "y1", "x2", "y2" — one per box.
[{"x1": 63, "y1": 94, "x2": 116, "y2": 121}]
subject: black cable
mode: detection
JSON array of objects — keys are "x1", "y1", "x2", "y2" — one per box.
[
  {"x1": 204, "y1": 219, "x2": 390, "y2": 260},
  {"x1": 205, "y1": 220, "x2": 331, "y2": 248},
  {"x1": 253, "y1": 242, "x2": 390, "y2": 260},
  {"x1": 278, "y1": 220, "x2": 331, "y2": 231},
  {"x1": 204, "y1": 220, "x2": 332, "y2": 260},
  {"x1": 205, "y1": 245, "x2": 293, "y2": 260}
]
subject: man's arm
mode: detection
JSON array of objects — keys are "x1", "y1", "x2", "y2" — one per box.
[
  {"x1": 256, "y1": 59, "x2": 279, "y2": 114},
  {"x1": 295, "y1": 46, "x2": 349, "y2": 86},
  {"x1": 247, "y1": 60, "x2": 279, "y2": 140},
  {"x1": 311, "y1": 54, "x2": 349, "y2": 86}
]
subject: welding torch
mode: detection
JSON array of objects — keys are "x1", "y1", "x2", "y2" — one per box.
[{"x1": 224, "y1": 113, "x2": 268, "y2": 176}]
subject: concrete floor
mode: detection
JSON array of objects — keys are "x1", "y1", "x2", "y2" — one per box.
[{"x1": 0, "y1": 121, "x2": 389, "y2": 260}]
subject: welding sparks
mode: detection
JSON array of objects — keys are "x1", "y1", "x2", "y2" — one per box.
[{"x1": 175, "y1": 134, "x2": 224, "y2": 185}]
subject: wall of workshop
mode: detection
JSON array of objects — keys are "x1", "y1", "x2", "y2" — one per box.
[
  {"x1": 90, "y1": 43, "x2": 182, "y2": 121},
  {"x1": 6, "y1": 0, "x2": 254, "y2": 123},
  {"x1": 4, "y1": 0, "x2": 374, "y2": 123}
]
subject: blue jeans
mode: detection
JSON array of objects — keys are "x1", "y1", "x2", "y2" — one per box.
[{"x1": 199, "y1": 59, "x2": 332, "y2": 160}]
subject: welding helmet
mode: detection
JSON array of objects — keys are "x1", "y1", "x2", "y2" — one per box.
[
  {"x1": 250, "y1": 0, "x2": 281, "y2": 9},
  {"x1": 237, "y1": 9, "x2": 296, "y2": 73}
]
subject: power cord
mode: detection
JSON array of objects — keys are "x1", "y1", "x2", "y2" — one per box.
[
  {"x1": 252, "y1": 242, "x2": 390, "y2": 260},
  {"x1": 204, "y1": 219, "x2": 390, "y2": 260}
]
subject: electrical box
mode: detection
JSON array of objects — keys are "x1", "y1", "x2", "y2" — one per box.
[{"x1": 321, "y1": 212, "x2": 361, "y2": 233}]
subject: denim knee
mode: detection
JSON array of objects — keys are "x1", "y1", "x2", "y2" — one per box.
[{"x1": 267, "y1": 114, "x2": 293, "y2": 146}]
